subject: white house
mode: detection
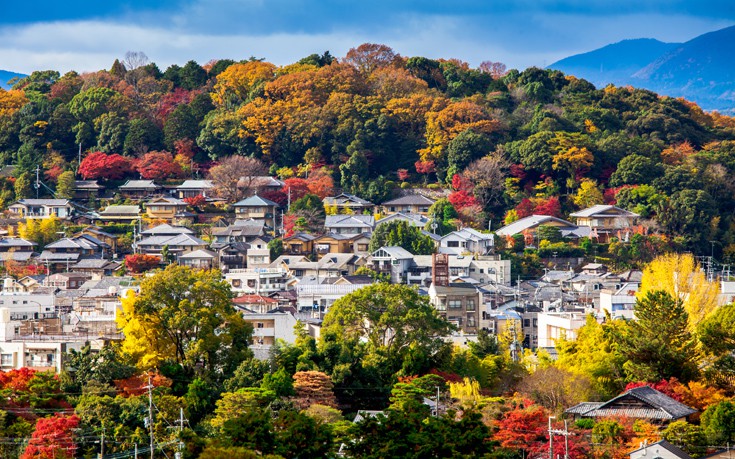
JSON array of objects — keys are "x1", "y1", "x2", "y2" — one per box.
[
  {"x1": 9, "y1": 199, "x2": 73, "y2": 219},
  {"x1": 536, "y1": 311, "x2": 589, "y2": 349},
  {"x1": 440, "y1": 228, "x2": 494, "y2": 255}
]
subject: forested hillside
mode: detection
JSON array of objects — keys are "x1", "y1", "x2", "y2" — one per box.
[{"x1": 1, "y1": 44, "x2": 735, "y2": 259}]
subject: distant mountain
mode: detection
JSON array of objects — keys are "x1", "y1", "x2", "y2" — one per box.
[
  {"x1": 549, "y1": 26, "x2": 735, "y2": 113},
  {"x1": 0, "y1": 70, "x2": 26, "y2": 89},
  {"x1": 551, "y1": 39, "x2": 680, "y2": 88}
]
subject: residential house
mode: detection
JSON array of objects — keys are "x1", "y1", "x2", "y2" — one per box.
[
  {"x1": 211, "y1": 220, "x2": 265, "y2": 245},
  {"x1": 630, "y1": 440, "x2": 691, "y2": 459},
  {"x1": 381, "y1": 194, "x2": 436, "y2": 216},
  {"x1": 74, "y1": 180, "x2": 103, "y2": 200},
  {"x1": 0, "y1": 237, "x2": 36, "y2": 265},
  {"x1": 39, "y1": 235, "x2": 111, "y2": 270},
  {"x1": 96, "y1": 205, "x2": 141, "y2": 223},
  {"x1": 216, "y1": 242, "x2": 249, "y2": 272},
  {"x1": 246, "y1": 249, "x2": 270, "y2": 269},
  {"x1": 145, "y1": 196, "x2": 189, "y2": 221},
  {"x1": 376, "y1": 212, "x2": 429, "y2": 228},
  {"x1": 370, "y1": 246, "x2": 414, "y2": 283},
  {"x1": 296, "y1": 277, "x2": 373, "y2": 312},
  {"x1": 324, "y1": 215, "x2": 374, "y2": 235},
  {"x1": 9, "y1": 199, "x2": 73, "y2": 219},
  {"x1": 536, "y1": 311, "x2": 588, "y2": 349},
  {"x1": 323, "y1": 193, "x2": 375, "y2": 214},
  {"x1": 175, "y1": 180, "x2": 214, "y2": 199},
  {"x1": 140, "y1": 223, "x2": 194, "y2": 237},
  {"x1": 428, "y1": 282, "x2": 481, "y2": 335},
  {"x1": 135, "y1": 233, "x2": 208, "y2": 258},
  {"x1": 46, "y1": 273, "x2": 92, "y2": 290},
  {"x1": 565, "y1": 386, "x2": 696, "y2": 424},
  {"x1": 314, "y1": 233, "x2": 371, "y2": 259},
  {"x1": 599, "y1": 283, "x2": 639, "y2": 320},
  {"x1": 495, "y1": 214, "x2": 589, "y2": 246},
  {"x1": 178, "y1": 249, "x2": 217, "y2": 269},
  {"x1": 70, "y1": 259, "x2": 122, "y2": 277},
  {"x1": 79, "y1": 227, "x2": 119, "y2": 254},
  {"x1": 225, "y1": 267, "x2": 291, "y2": 295},
  {"x1": 233, "y1": 195, "x2": 279, "y2": 229},
  {"x1": 233, "y1": 294, "x2": 280, "y2": 314},
  {"x1": 118, "y1": 180, "x2": 160, "y2": 199},
  {"x1": 238, "y1": 310, "x2": 298, "y2": 358},
  {"x1": 283, "y1": 232, "x2": 316, "y2": 256},
  {"x1": 440, "y1": 228, "x2": 494, "y2": 256},
  {"x1": 570, "y1": 205, "x2": 639, "y2": 242}
]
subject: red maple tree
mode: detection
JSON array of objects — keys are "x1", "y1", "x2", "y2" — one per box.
[
  {"x1": 20, "y1": 414, "x2": 79, "y2": 459},
  {"x1": 79, "y1": 151, "x2": 133, "y2": 180}
]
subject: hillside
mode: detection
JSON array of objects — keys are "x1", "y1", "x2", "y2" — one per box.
[
  {"x1": 548, "y1": 25, "x2": 735, "y2": 113},
  {"x1": 1, "y1": 46, "x2": 735, "y2": 261},
  {"x1": 0, "y1": 69, "x2": 26, "y2": 89}
]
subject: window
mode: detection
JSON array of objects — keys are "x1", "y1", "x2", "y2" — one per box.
[
  {"x1": 523, "y1": 319, "x2": 530, "y2": 327},
  {"x1": 448, "y1": 300, "x2": 462, "y2": 309},
  {"x1": 1, "y1": 354, "x2": 12, "y2": 366},
  {"x1": 467, "y1": 316, "x2": 476, "y2": 327},
  {"x1": 232, "y1": 279, "x2": 241, "y2": 288},
  {"x1": 358, "y1": 244, "x2": 369, "y2": 251},
  {"x1": 466, "y1": 299, "x2": 475, "y2": 311},
  {"x1": 447, "y1": 241, "x2": 460, "y2": 248},
  {"x1": 257, "y1": 323, "x2": 264, "y2": 328}
]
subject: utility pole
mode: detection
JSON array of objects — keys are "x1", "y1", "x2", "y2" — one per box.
[
  {"x1": 78, "y1": 143, "x2": 82, "y2": 174},
  {"x1": 147, "y1": 375, "x2": 155, "y2": 459},
  {"x1": 35, "y1": 165, "x2": 40, "y2": 198},
  {"x1": 548, "y1": 416, "x2": 555, "y2": 459},
  {"x1": 435, "y1": 386, "x2": 440, "y2": 417},
  {"x1": 135, "y1": 443, "x2": 138, "y2": 459},
  {"x1": 175, "y1": 407, "x2": 187, "y2": 459},
  {"x1": 549, "y1": 417, "x2": 570, "y2": 459},
  {"x1": 99, "y1": 427, "x2": 105, "y2": 459}
]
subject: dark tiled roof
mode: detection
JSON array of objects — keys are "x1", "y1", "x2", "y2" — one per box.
[
  {"x1": 565, "y1": 386, "x2": 696, "y2": 420},
  {"x1": 383, "y1": 194, "x2": 435, "y2": 206}
]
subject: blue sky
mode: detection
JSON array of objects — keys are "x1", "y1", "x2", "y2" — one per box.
[{"x1": 1, "y1": 0, "x2": 734, "y2": 74}]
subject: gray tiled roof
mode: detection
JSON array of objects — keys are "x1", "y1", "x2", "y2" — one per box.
[
  {"x1": 233, "y1": 195, "x2": 279, "y2": 207},
  {"x1": 119, "y1": 180, "x2": 158, "y2": 189},
  {"x1": 565, "y1": 386, "x2": 696, "y2": 420},
  {"x1": 382, "y1": 194, "x2": 436, "y2": 206},
  {"x1": 176, "y1": 180, "x2": 214, "y2": 190},
  {"x1": 495, "y1": 215, "x2": 576, "y2": 236}
]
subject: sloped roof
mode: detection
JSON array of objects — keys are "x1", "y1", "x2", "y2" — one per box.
[
  {"x1": 119, "y1": 180, "x2": 158, "y2": 189},
  {"x1": 569, "y1": 204, "x2": 639, "y2": 218},
  {"x1": 565, "y1": 386, "x2": 696, "y2": 420},
  {"x1": 323, "y1": 193, "x2": 373, "y2": 206},
  {"x1": 495, "y1": 215, "x2": 576, "y2": 236},
  {"x1": 233, "y1": 195, "x2": 279, "y2": 207},
  {"x1": 325, "y1": 214, "x2": 375, "y2": 228},
  {"x1": 98, "y1": 205, "x2": 141, "y2": 215},
  {"x1": 383, "y1": 194, "x2": 436, "y2": 206},
  {"x1": 630, "y1": 440, "x2": 691, "y2": 459},
  {"x1": 74, "y1": 180, "x2": 103, "y2": 190},
  {"x1": 238, "y1": 176, "x2": 284, "y2": 188},
  {"x1": 284, "y1": 232, "x2": 317, "y2": 242},
  {"x1": 12, "y1": 199, "x2": 70, "y2": 206},
  {"x1": 377, "y1": 212, "x2": 429, "y2": 227},
  {"x1": 178, "y1": 249, "x2": 217, "y2": 259},
  {"x1": 0, "y1": 237, "x2": 36, "y2": 248},
  {"x1": 137, "y1": 234, "x2": 207, "y2": 248},
  {"x1": 147, "y1": 196, "x2": 187, "y2": 205},
  {"x1": 38, "y1": 251, "x2": 80, "y2": 261},
  {"x1": 141, "y1": 224, "x2": 194, "y2": 236},
  {"x1": 176, "y1": 180, "x2": 214, "y2": 190},
  {"x1": 372, "y1": 246, "x2": 413, "y2": 259}
]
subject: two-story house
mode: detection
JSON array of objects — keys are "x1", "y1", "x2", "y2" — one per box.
[
  {"x1": 0, "y1": 237, "x2": 36, "y2": 265},
  {"x1": 569, "y1": 205, "x2": 640, "y2": 242},
  {"x1": 322, "y1": 193, "x2": 375, "y2": 214},
  {"x1": 283, "y1": 232, "x2": 317, "y2": 256},
  {"x1": 370, "y1": 246, "x2": 414, "y2": 283},
  {"x1": 9, "y1": 199, "x2": 73, "y2": 219},
  {"x1": 118, "y1": 180, "x2": 160, "y2": 199},
  {"x1": 74, "y1": 180, "x2": 104, "y2": 200},
  {"x1": 440, "y1": 228, "x2": 494, "y2": 256},
  {"x1": 233, "y1": 195, "x2": 279, "y2": 230},
  {"x1": 314, "y1": 233, "x2": 371, "y2": 258},
  {"x1": 324, "y1": 215, "x2": 374, "y2": 235},
  {"x1": 145, "y1": 196, "x2": 190, "y2": 221},
  {"x1": 96, "y1": 205, "x2": 141, "y2": 223},
  {"x1": 175, "y1": 180, "x2": 214, "y2": 199},
  {"x1": 381, "y1": 194, "x2": 436, "y2": 216}
]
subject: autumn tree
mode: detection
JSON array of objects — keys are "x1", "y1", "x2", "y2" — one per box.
[
  {"x1": 18, "y1": 216, "x2": 62, "y2": 247},
  {"x1": 291, "y1": 371, "x2": 338, "y2": 410},
  {"x1": 20, "y1": 414, "x2": 79, "y2": 459},
  {"x1": 343, "y1": 43, "x2": 402, "y2": 74},
  {"x1": 79, "y1": 151, "x2": 133, "y2": 180},
  {"x1": 136, "y1": 150, "x2": 184, "y2": 180},
  {"x1": 639, "y1": 253, "x2": 720, "y2": 331},
  {"x1": 124, "y1": 254, "x2": 161, "y2": 273},
  {"x1": 573, "y1": 179, "x2": 604, "y2": 208},
  {"x1": 208, "y1": 155, "x2": 266, "y2": 202},
  {"x1": 117, "y1": 264, "x2": 253, "y2": 380},
  {"x1": 212, "y1": 61, "x2": 277, "y2": 108}
]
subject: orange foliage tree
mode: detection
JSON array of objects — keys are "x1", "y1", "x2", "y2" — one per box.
[{"x1": 292, "y1": 371, "x2": 338, "y2": 410}]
